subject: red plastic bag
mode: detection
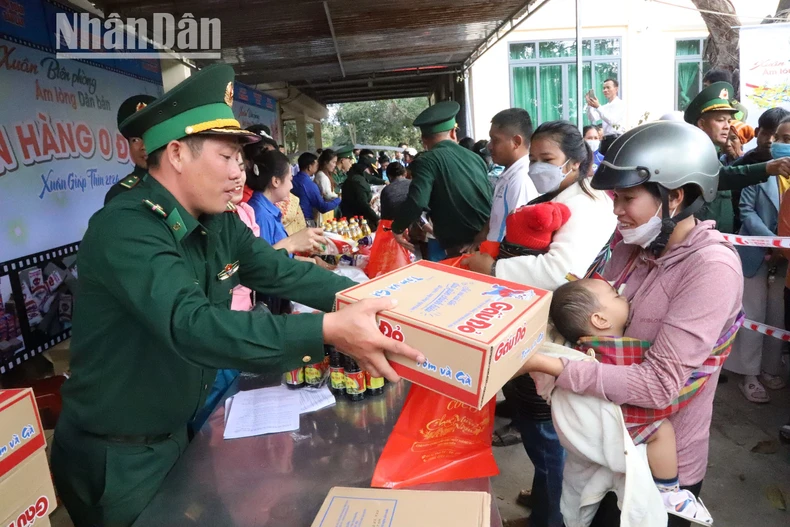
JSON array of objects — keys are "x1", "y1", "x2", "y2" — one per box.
[
  {"x1": 438, "y1": 241, "x2": 500, "y2": 269},
  {"x1": 365, "y1": 219, "x2": 413, "y2": 278},
  {"x1": 371, "y1": 385, "x2": 499, "y2": 488},
  {"x1": 438, "y1": 255, "x2": 468, "y2": 268},
  {"x1": 479, "y1": 240, "x2": 501, "y2": 258}
]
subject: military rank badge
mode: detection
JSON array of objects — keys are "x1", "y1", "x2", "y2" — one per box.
[{"x1": 217, "y1": 261, "x2": 239, "y2": 281}]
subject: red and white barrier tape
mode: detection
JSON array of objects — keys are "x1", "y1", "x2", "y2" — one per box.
[
  {"x1": 743, "y1": 319, "x2": 790, "y2": 342},
  {"x1": 721, "y1": 234, "x2": 790, "y2": 249},
  {"x1": 721, "y1": 235, "x2": 790, "y2": 340}
]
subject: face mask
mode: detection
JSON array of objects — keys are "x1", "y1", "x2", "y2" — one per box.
[
  {"x1": 586, "y1": 139, "x2": 601, "y2": 152},
  {"x1": 529, "y1": 160, "x2": 571, "y2": 194},
  {"x1": 618, "y1": 205, "x2": 677, "y2": 248},
  {"x1": 771, "y1": 142, "x2": 790, "y2": 160}
]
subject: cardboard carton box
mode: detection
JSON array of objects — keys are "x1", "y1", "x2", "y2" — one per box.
[
  {"x1": 311, "y1": 487, "x2": 491, "y2": 527},
  {"x1": 0, "y1": 389, "x2": 57, "y2": 527},
  {"x1": 336, "y1": 261, "x2": 551, "y2": 409}
]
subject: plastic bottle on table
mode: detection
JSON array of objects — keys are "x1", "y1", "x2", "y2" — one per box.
[{"x1": 361, "y1": 219, "x2": 372, "y2": 236}]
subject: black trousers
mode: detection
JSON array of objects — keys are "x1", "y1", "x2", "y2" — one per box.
[{"x1": 589, "y1": 481, "x2": 703, "y2": 527}]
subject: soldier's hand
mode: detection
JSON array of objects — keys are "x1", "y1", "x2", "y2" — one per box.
[
  {"x1": 767, "y1": 157, "x2": 790, "y2": 178},
  {"x1": 323, "y1": 298, "x2": 425, "y2": 382},
  {"x1": 285, "y1": 227, "x2": 327, "y2": 254},
  {"x1": 393, "y1": 230, "x2": 416, "y2": 253}
]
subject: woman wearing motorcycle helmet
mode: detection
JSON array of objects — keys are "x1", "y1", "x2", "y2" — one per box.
[{"x1": 520, "y1": 121, "x2": 744, "y2": 527}]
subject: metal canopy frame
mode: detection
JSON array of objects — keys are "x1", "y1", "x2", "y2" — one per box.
[{"x1": 91, "y1": 0, "x2": 551, "y2": 104}]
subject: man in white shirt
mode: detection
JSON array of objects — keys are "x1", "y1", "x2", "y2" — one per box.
[
  {"x1": 585, "y1": 78, "x2": 625, "y2": 136},
  {"x1": 485, "y1": 108, "x2": 539, "y2": 242},
  {"x1": 393, "y1": 142, "x2": 408, "y2": 165}
]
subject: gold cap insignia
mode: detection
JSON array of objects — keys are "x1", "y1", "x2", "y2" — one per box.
[
  {"x1": 719, "y1": 88, "x2": 729, "y2": 100},
  {"x1": 135, "y1": 102, "x2": 148, "y2": 112},
  {"x1": 224, "y1": 82, "x2": 234, "y2": 107}
]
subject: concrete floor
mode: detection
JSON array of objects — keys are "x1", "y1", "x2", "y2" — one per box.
[
  {"x1": 50, "y1": 377, "x2": 790, "y2": 527},
  {"x1": 491, "y1": 377, "x2": 790, "y2": 526}
]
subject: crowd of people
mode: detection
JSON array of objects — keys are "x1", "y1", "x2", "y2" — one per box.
[
  {"x1": 223, "y1": 74, "x2": 790, "y2": 525},
  {"x1": 52, "y1": 60, "x2": 790, "y2": 527}
]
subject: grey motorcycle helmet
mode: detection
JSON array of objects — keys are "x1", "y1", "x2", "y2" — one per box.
[{"x1": 591, "y1": 121, "x2": 721, "y2": 255}]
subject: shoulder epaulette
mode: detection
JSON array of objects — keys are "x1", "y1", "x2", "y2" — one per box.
[
  {"x1": 225, "y1": 201, "x2": 237, "y2": 212},
  {"x1": 119, "y1": 174, "x2": 141, "y2": 189},
  {"x1": 142, "y1": 199, "x2": 167, "y2": 218}
]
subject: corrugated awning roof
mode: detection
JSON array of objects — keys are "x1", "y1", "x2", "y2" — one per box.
[{"x1": 94, "y1": 0, "x2": 543, "y2": 104}]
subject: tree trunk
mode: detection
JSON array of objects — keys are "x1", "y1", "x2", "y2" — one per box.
[{"x1": 689, "y1": 0, "x2": 741, "y2": 71}]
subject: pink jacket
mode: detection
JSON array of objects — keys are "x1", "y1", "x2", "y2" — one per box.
[
  {"x1": 555, "y1": 220, "x2": 743, "y2": 485},
  {"x1": 231, "y1": 202, "x2": 260, "y2": 312}
]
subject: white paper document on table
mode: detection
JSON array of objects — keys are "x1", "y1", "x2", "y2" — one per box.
[
  {"x1": 299, "y1": 385, "x2": 336, "y2": 414},
  {"x1": 223, "y1": 385, "x2": 300, "y2": 439}
]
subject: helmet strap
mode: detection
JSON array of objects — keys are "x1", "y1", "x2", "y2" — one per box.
[{"x1": 648, "y1": 188, "x2": 705, "y2": 257}]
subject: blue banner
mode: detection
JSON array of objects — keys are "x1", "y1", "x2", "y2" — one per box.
[
  {"x1": 0, "y1": 0, "x2": 50, "y2": 49},
  {"x1": 233, "y1": 81, "x2": 280, "y2": 142}
]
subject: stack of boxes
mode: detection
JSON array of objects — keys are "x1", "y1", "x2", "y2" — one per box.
[{"x1": 0, "y1": 388, "x2": 57, "y2": 527}]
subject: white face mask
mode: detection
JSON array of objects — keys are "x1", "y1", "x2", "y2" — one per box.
[
  {"x1": 618, "y1": 204, "x2": 677, "y2": 248},
  {"x1": 528, "y1": 160, "x2": 571, "y2": 194},
  {"x1": 586, "y1": 139, "x2": 601, "y2": 152}
]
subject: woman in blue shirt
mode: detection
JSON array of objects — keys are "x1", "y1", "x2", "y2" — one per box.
[
  {"x1": 583, "y1": 125, "x2": 604, "y2": 174},
  {"x1": 246, "y1": 150, "x2": 332, "y2": 263}
]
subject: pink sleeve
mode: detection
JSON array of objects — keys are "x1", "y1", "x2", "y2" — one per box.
[
  {"x1": 236, "y1": 203, "x2": 261, "y2": 238},
  {"x1": 556, "y1": 257, "x2": 743, "y2": 408},
  {"x1": 230, "y1": 203, "x2": 258, "y2": 312}
]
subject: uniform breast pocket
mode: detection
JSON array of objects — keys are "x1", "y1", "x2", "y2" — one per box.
[{"x1": 210, "y1": 273, "x2": 240, "y2": 306}]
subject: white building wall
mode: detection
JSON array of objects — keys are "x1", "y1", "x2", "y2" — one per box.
[{"x1": 470, "y1": 0, "x2": 779, "y2": 139}]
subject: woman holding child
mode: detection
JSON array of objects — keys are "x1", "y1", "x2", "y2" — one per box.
[
  {"x1": 522, "y1": 121, "x2": 744, "y2": 526},
  {"x1": 464, "y1": 121, "x2": 616, "y2": 527}
]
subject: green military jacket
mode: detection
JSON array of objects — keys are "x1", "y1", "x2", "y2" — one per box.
[
  {"x1": 104, "y1": 165, "x2": 147, "y2": 205},
  {"x1": 365, "y1": 171, "x2": 386, "y2": 186},
  {"x1": 332, "y1": 169, "x2": 348, "y2": 189},
  {"x1": 62, "y1": 176, "x2": 354, "y2": 436},
  {"x1": 340, "y1": 169, "x2": 379, "y2": 230},
  {"x1": 392, "y1": 140, "x2": 492, "y2": 249},
  {"x1": 697, "y1": 161, "x2": 769, "y2": 233}
]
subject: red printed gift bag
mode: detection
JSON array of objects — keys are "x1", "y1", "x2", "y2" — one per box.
[{"x1": 371, "y1": 384, "x2": 498, "y2": 488}]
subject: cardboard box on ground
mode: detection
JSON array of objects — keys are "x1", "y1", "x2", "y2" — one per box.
[
  {"x1": 335, "y1": 261, "x2": 551, "y2": 409},
  {"x1": 0, "y1": 389, "x2": 57, "y2": 527},
  {"x1": 311, "y1": 487, "x2": 491, "y2": 527}
]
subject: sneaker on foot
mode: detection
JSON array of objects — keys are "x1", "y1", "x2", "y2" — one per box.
[{"x1": 662, "y1": 489, "x2": 713, "y2": 525}]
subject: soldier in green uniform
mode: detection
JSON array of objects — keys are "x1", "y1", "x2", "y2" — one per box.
[
  {"x1": 684, "y1": 81, "x2": 790, "y2": 232},
  {"x1": 340, "y1": 151, "x2": 381, "y2": 230},
  {"x1": 391, "y1": 101, "x2": 493, "y2": 257},
  {"x1": 50, "y1": 64, "x2": 422, "y2": 527},
  {"x1": 333, "y1": 145, "x2": 355, "y2": 189},
  {"x1": 104, "y1": 94, "x2": 156, "y2": 205},
  {"x1": 358, "y1": 149, "x2": 386, "y2": 185}
]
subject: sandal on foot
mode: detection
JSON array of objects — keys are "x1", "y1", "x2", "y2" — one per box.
[
  {"x1": 492, "y1": 424, "x2": 522, "y2": 447},
  {"x1": 663, "y1": 490, "x2": 713, "y2": 525},
  {"x1": 739, "y1": 379, "x2": 770, "y2": 403},
  {"x1": 760, "y1": 372, "x2": 787, "y2": 390}
]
